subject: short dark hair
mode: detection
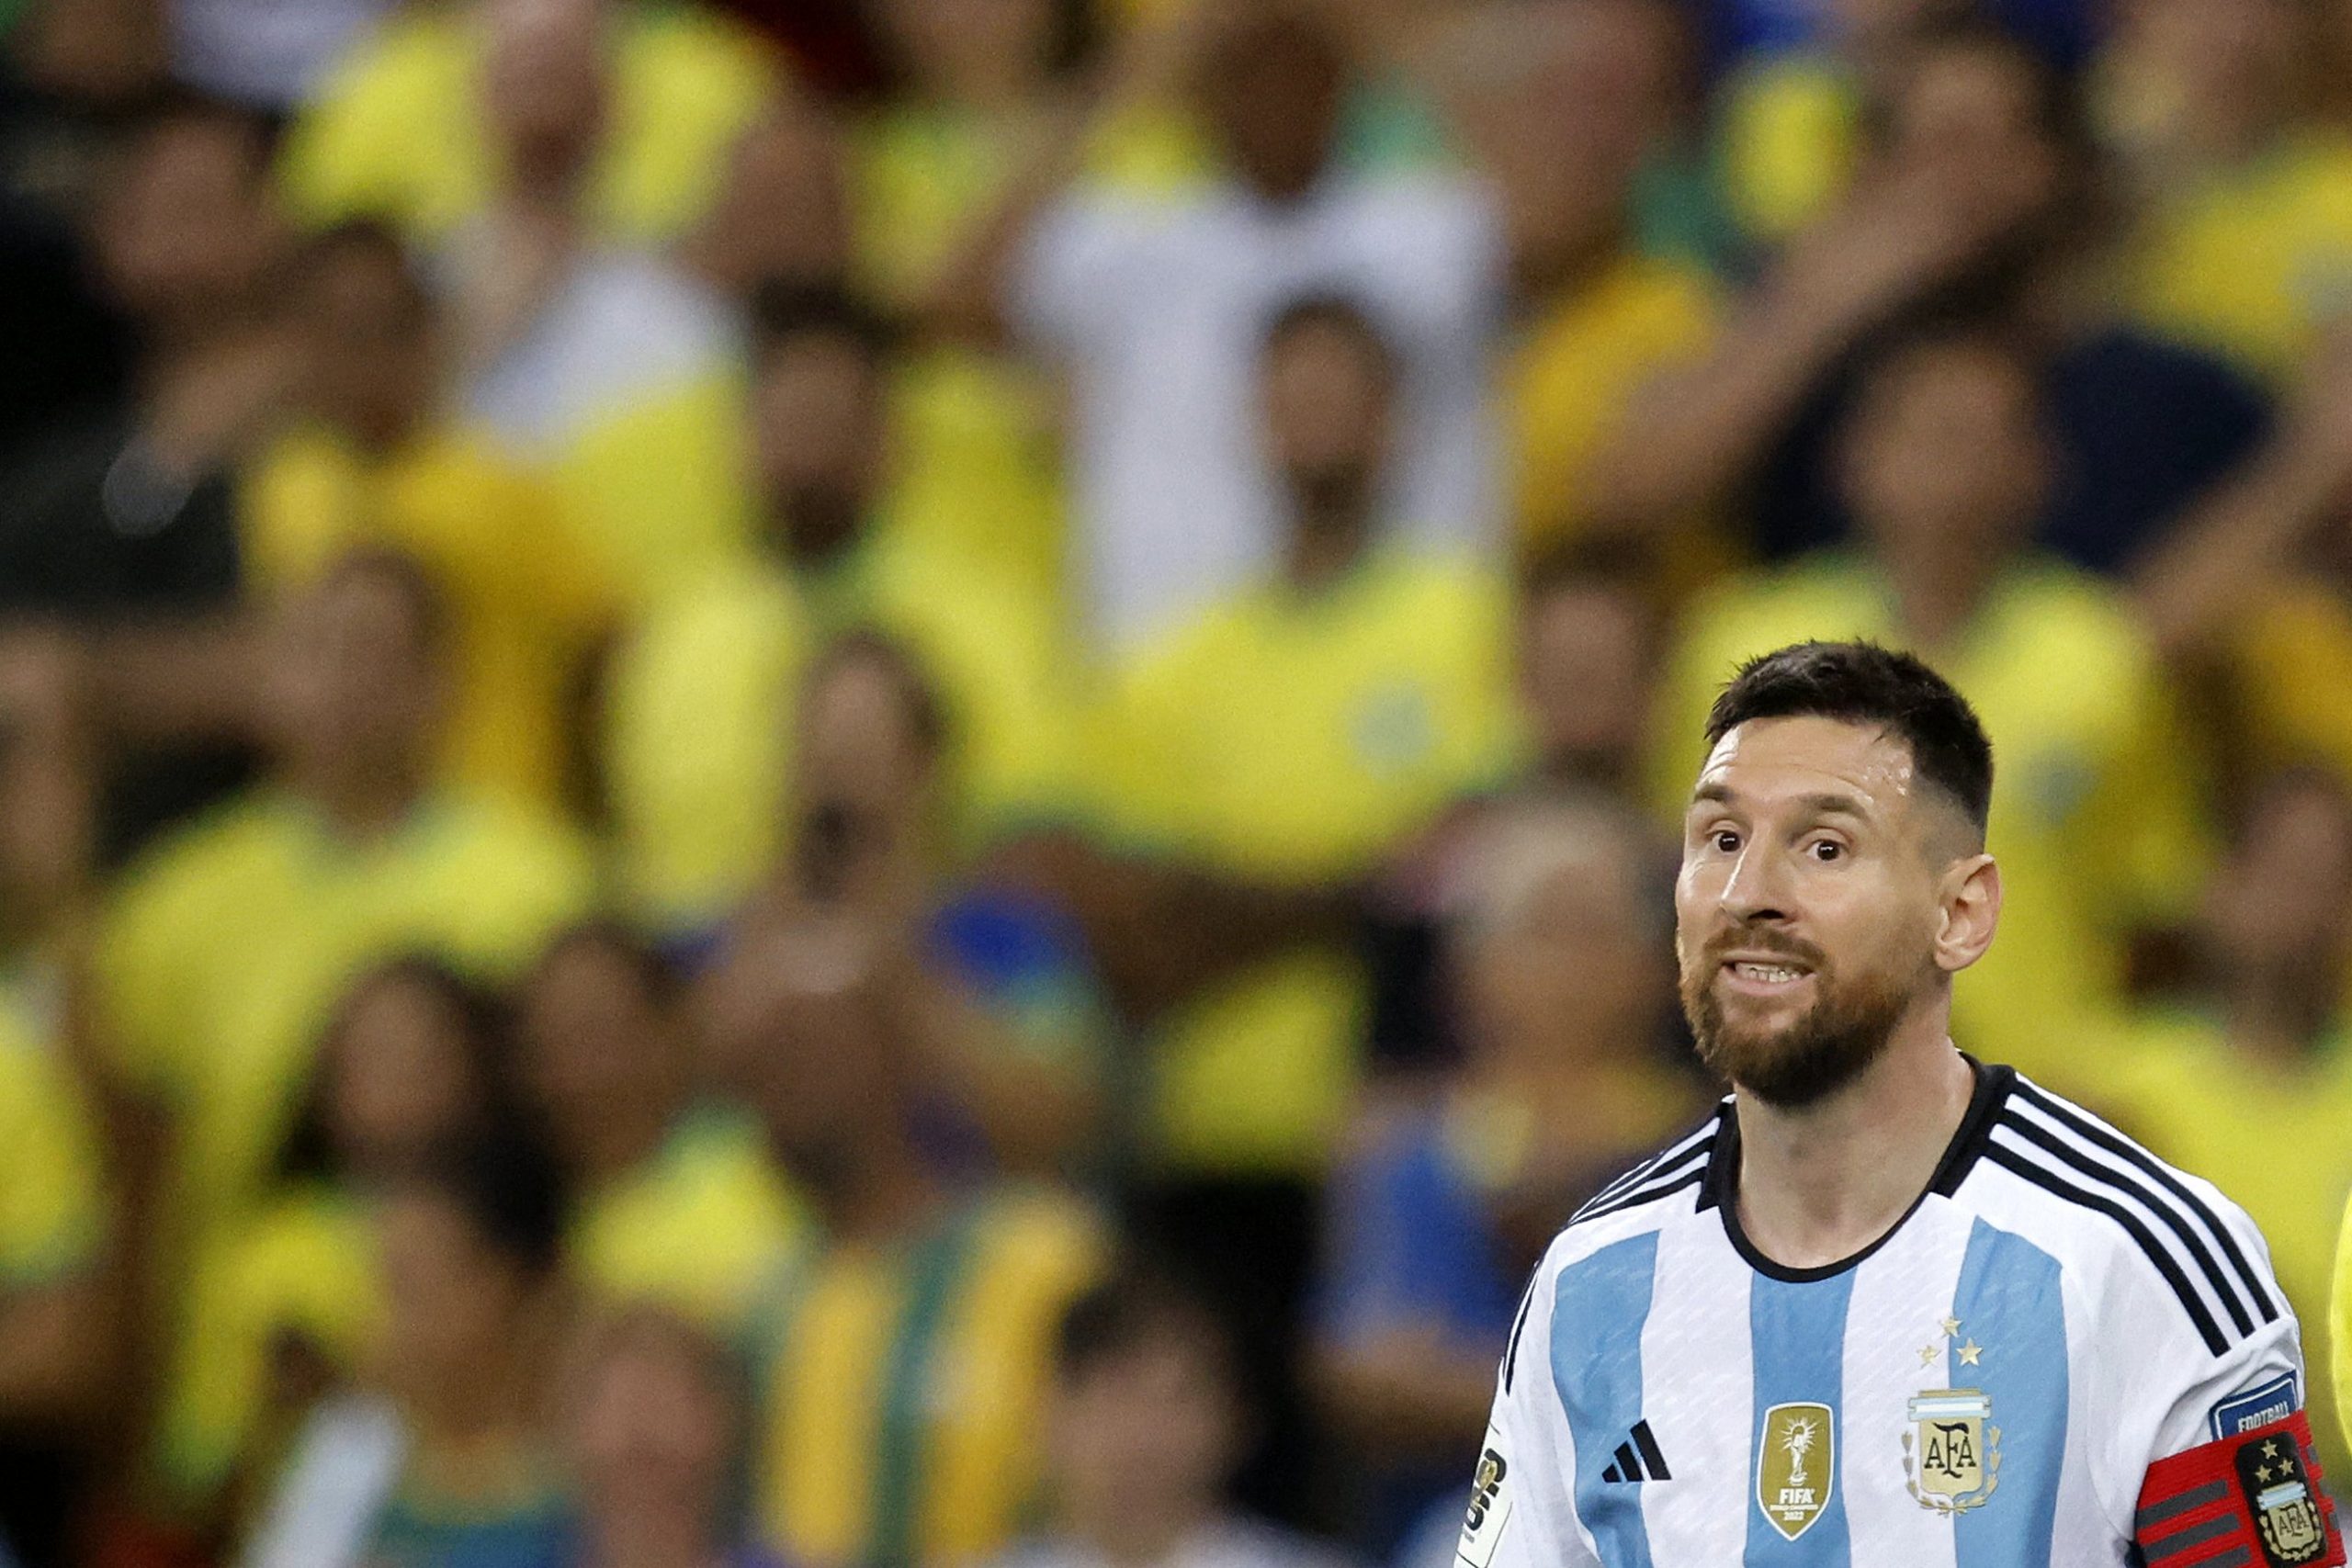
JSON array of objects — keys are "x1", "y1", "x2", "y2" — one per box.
[
  {"x1": 1704, "y1": 641, "x2": 1995, "y2": 837},
  {"x1": 1262, "y1": 291, "x2": 1396, "y2": 389},
  {"x1": 1054, "y1": 1260, "x2": 1236, "y2": 1390}
]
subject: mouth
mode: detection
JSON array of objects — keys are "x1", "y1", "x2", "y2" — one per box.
[{"x1": 1716, "y1": 957, "x2": 1815, "y2": 998}]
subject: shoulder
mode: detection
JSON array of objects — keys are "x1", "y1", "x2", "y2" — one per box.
[
  {"x1": 1529, "y1": 1105, "x2": 1729, "y2": 1280},
  {"x1": 110, "y1": 793, "x2": 301, "y2": 912},
  {"x1": 1960, "y1": 1070, "x2": 2286, "y2": 1360}
]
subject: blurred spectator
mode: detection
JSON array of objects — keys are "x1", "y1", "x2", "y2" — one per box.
[
  {"x1": 245, "y1": 220, "x2": 614, "y2": 812},
  {"x1": 1444, "y1": 0, "x2": 1721, "y2": 568},
  {"x1": 1651, "y1": 316, "x2": 2208, "y2": 1095},
  {"x1": 744, "y1": 633, "x2": 1109, "y2": 1178},
  {"x1": 2102, "y1": 769, "x2": 2352, "y2": 1477},
  {"x1": 153, "y1": 960, "x2": 508, "y2": 1532},
  {"x1": 1310, "y1": 797, "x2": 1699, "y2": 1553},
  {"x1": 699, "y1": 909, "x2": 1106, "y2": 1568},
  {"x1": 940, "y1": 2, "x2": 1500, "y2": 647},
  {"x1": 1080, "y1": 295, "x2": 1510, "y2": 1518},
  {"x1": 1517, "y1": 546, "x2": 1666, "y2": 805},
  {"x1": 2109, "y1": 0, "x2": 2352, "y2": 381},
  {"x1": 241, "y1": 1133, "x2": 572, "y2": 1568},
  {"x1": 1600, "y1": 17, "x2": 2275, "y2": 579},
  {"x1": 992, "y1": 1267, "x2": 1353, "y2": 1568},
  {"x1": 602, "y1": 288, "x2": 1069, "y2": 931},
  {"x1": 0, "y1": 638, "x2": 112, "y2": 1567},
  {"x1": 96, "y1": 552, "x2": 590, "y2": 1347},
  {"x1": 0, "y1": 100, "x2": 293, "y2": 856},
  {"x1": 558, "y1": 1305, "x2": 781, "y2": 1568},
  {"x1": 277, "y1": 0, "x2": 780, "y2": 247},
  {"x1": 515, "y1": 922, "x2": 801, "y2": 1328}
]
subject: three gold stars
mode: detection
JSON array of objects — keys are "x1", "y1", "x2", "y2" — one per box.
[{"x1": 1917, "y1": 1316, "x2": 1986, "y2": 1369}]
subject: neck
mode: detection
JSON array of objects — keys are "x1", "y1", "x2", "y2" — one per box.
[
  {"x1": 2222, "y1": 966, "x2": 2337, "y2": 1066},
  {"x1": 1732, "y1": 1008, "x2": 1975, "y2": 1270},
  {"x1": 1069, "y1": 1492, "x2": 1213, "y2": 1568},
  {"x1": 297, "y1": 756, "x2": 429, "y2": 841},
  {"x1": 585, "y1": 1508, "x2": 717, "y2": 1568},
  {"x1": 1883, "y1": 546, "x2": 2001, "y2": 651},
  {"x1": 1283, "y1": 505, "x2": 1371, "y2": 592}
]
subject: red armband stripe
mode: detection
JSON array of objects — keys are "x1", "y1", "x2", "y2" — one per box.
[{"x1": 2136, "y1": 1409, "x2": 2344, "y2": 1567}]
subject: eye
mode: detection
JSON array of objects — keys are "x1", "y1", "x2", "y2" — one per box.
[
  {"x1": 1713, "y1": 829, "x2": 1741, "y2": 853},
  {"x1": 1809, "y1": 839, "x2": 1843, "y2": 863}
]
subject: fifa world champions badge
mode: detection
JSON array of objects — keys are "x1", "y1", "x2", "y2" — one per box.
[
  {"x1": 1757, "y1": 1403, "x2": 1834, "y2": 1540},
  {"x1": 1904, "y1": 1390, "x2": 2002, "y2": 1514}
]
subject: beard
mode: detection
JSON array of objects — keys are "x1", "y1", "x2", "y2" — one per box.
[{"x1": 1678, "y1": 923, "x2": 1928, "y2": 1109}]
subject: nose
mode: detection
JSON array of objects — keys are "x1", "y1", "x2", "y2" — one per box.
[{"x1": 1718, "y1": 840, "x2": 1792, "y2": 926}]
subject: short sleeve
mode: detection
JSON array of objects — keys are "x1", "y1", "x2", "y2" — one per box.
[{"x1": 1462, "y1": 1257, "x2": 1596, "y2": 1568}]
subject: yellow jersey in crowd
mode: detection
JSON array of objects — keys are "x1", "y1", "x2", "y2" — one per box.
[
  {"x1": 0, "y1": 970, "x2": 104, "y2": 1298},
  {"x1": 97, "y1": 790, "x2": 593, "y2": 1264},
  {"x1": 605, "y1": 526, "x2": 1072, "y2": 931},
  {"x1": 1086, "y1": 547, "x2": 1518, "y2": 1175},
  {"x1": 243, "y1": 423, "x2": 615, "y2": 813},
  {"x1": 277, "y1": 3, "x2": 778, "y2": 244},
  {"x1": 750, "y1": 1187, "x2": 1105, "y2": 1568},
  {"x1": 2103, "y1": 1009, "x2": 2352, "y2": 1478},
  {"x1": 1654, "y1": 554, "x2": 2209, "y2": 1095}
]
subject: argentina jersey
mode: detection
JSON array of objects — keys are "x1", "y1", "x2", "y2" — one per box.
[{"x1": 1459, "y1": 1061, "x2": 2346, "y2": 1567}]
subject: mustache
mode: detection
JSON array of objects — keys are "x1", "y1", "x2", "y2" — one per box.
[{"x1": 1700, "y1": 925, "x2": 1828, "y2": 969}]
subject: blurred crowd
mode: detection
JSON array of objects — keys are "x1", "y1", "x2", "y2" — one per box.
[{"x1": 2, "y1": 0, "x2": 2352, "y2": 1562}]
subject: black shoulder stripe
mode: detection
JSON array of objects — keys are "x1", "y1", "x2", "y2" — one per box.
[
  {"x1": 1502, "y1": 1269, "x2": 1538, "y2": 1393},
  {"x1": 2011, "y1": 1082, "x2": 2278, "y2": 1324},
  {"x1": 1995, "y1": 1111, "x2": 2256, "y2": 1339},
  {"x1": 1571, "y1": 1141, "x2": 1713, "y2": 1224},
  {"x1": 1571, "y1": 1158, "x2": 1709, "y2": 1229},
  {"x1": 1578, "y1": 1122, "x2": 1717, "y2": 1217},
  {"x1": 1984, "y1": 1142, "x2": 2228, "y2": 1356}
]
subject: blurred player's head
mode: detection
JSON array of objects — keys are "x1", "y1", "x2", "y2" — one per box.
[
  {"x1": 517, "y1": 922, "x2": 686, "y2": 1186},
  {"x1": 1261, "y1": 294, "x2": 1396, "y2": 546},
  {"x1": 93, "y1": 101, "x2": 287, "y2": 331},
  {"x1": 268, "y1": 548, "x2": 449, "y2": 805},
  {"x1": 563, "y1": 1304, "x2": 743, "y2": 1556},
  {"x1": 377, "y1": 1131, "x2": 569, "y2": 1427},
  {"x1": 688, "y1": 100, "x2": 854, "y2": 298},
  {"x1": 1519, "y1": 544, "x2": 1662, "y2": 794},
  {"x1": 698, "y1": 911, "x2": 913, "y2": 1197},
  {"x1": 2127, "y1": 0, "x2": 2309, "y2": 157},
  {"x1": 748, "y1": 287, "x2": 895, "y2": 568},
  {"x1": 277, "y1": 956, "x2": 507, "y2": 1184},
  {"x1": 789, "y1": 632, "x2": 949, "y2": 905},
  {"x1": 1455, "y1": 797, "x2": 1670, "y2": 1072},
  {"x1": 481, "y1": 0, "x2": 612, "y2": 197},
  {"x1": 1196, "y1": 7, "x2": 1347, "y2": 203},
  {"x1": 2201, "y1": 767, "x2": 2352, "y2": 1017},
  {"x1": 876, "y1": 0, "x2": 1077, "y2": 106},
  {"x1": 1839, "y1": 319, "x2": 2052, "y2": 580},
  {"x1": 294, "y1": 222, "x2": 438, "y2": 454},
  {"x1": 1048, "y1": 1266, "x2": 1245, "y2": 1539},
  {"x1": 1677, "y1": 642, "x2": 1999, "y2": 1108}
]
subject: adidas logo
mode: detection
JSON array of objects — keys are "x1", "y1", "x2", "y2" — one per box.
[{"x1": 1600, "y1": 1420, "x2": 1671, "y2": 1484}]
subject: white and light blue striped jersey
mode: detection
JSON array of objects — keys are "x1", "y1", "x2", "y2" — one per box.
[{"x1": 1458, "y1": 1061, "x2": 2342, "y2": 1567}]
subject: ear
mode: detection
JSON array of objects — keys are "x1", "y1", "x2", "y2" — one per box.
[{"x1": 1933, "y1": 853, "x2": 2001, "y2": 974}]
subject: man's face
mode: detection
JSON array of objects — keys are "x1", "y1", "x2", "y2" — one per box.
[
  {"x1": 751, "y1": 334, "x2": 887, "y2": 560},
  {"x1": 570, "y1": 1326, "x2": 732, "y2": 1531},
  {"x1": 1262, "y1": 320, "x2": 1391, "y2": 519},
  {"x1": 327, "y1": 975, "x2": 479, "y2": 1173},
  {"x1": 1464, "y1": 837, "x2": 1662, "y2": 1066},
  {"x1": 299, "y1": 241, "x2": 435, "y2": 450},
  {"x1": 267, "y1": 565, "x2": 442, "y2": 780},
  {"x1": 1842, "y1": 338, "x2": 2049, "y2": 569},
  {"x1": 1675, "y1": 716, "x2": 1955, "y2": 1105},
  {"x1": 1197, "y1": 12, "x2": 1344, "y2": 201},
  {"x1": 1520, "y1": 581, "x2": 1652, "y2": 784},
  {"x1": 518, "y1": 940, "x2": 673, "y2": 1171},
  {"x1": 95, "y1": 115, "x2": 285, "y2": 325},
  {"x1": 482, "y1": 0, "x2": 610, "y2": 186}
]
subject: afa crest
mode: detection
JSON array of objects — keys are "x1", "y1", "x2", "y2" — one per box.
[
  {"x1": 1904, "y1": 1390, "x2": 2002, "y2": 1514},
  {"x1": 2234, "y1": 1431, "x2": 2328, "y2": 1564}
]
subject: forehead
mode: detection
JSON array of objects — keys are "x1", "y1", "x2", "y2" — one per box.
[{"x1": 1691, "y1": 715, "x2": 1919, "y2": 818}]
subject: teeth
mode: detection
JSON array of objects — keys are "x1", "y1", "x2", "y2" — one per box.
[{"x1": 1735, "y1": 963, "x2": 1803, "y2": 982}]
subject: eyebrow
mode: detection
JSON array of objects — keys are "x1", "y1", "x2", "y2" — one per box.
[{"x1": 1689, "y1": 784, "x2": 1874, "y2": 823}]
